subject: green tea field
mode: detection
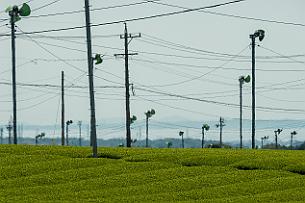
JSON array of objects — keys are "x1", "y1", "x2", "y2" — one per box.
[{"x1": 0, "y1": 145, "x2": 305, "y2": 202}]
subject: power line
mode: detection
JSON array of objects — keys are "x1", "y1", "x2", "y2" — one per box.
[
  {"x1": 257, "y1": 93, "x2": 305, "y2": 103},
  {"x1": 132, "y1": 45, "x2": 249, "y2": 88},
  {"x1": 258, "y1": 45, "x2": 305, "y2": 64},
  {"x1": 0, "y1": 81, "x2": 124, "y2": 89},
  {"x1": 135, "y1": 95, "x2": 219, "y2": 117},
  {"x1": 31, "y1": 0, "x2": 62, "y2": 12},
  {"x1": 131, "y1": 57, "x2": 305, "y2": 73},
  {"x1": 0, "y1": 94, "x2": 59, "y2": 112},
  {"x1": 1, "y1": 0, "x2": 246, "y2": 36},
  {"x1": 131, "y1": 57, "x2": 238, "y2": 87},
  {"x1": 136, "y1": 87, "x2": 305, "y2": 113},
  {"x1": 151, "y1": 120, "x2": 201, "y2": 130},
  {"x1": 148, "y1": 1, "x2": 305, "y2": 27},
  {"x1": 16, "y1": 27, "x2": 85, "y2": 73},
  {"x1": 16, "y1": 32, "x2": 305, "y2": 63},
  {"x1": 142, "y1": 34, "x2": 305, "y2": 60},
  {"x1": 17, "y1": 27, "x2": 122, "y2": 85},
  {"x1": 17, "y1": 34, "x2": 121, "y2": 39},
  {"x1": 24, "y1": 0, "x2": 161, "y2": 19}
]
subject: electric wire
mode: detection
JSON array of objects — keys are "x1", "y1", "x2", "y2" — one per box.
[
  {"x1": 2, "y1": 0, "x2": 246, "y2": 35},
  {"x1": 258, "y1": 45, "x2": 305, "y2": 64},
  {"x1": 31, "y1": 0, "x2": 62, "y2": 13},
  {"x1": 25, "y1": 0, "x2": 161, "y2": 19},
  {"x1": 143, "y1": 34, "x2": 305, "y2": 60},
  {"x1": 133, "y1": 45, "x2": 249, "y2": 88},
  {"x1": 136, "y1": 87, "x2": 305, "y2": 113},
  {"x1": 148, "y1": 0, "x2": 305, "y2": 27}
]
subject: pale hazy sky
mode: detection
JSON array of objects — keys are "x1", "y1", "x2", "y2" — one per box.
[{"x1": 0, "y1": 0, "x2": 304, "y2": 142}]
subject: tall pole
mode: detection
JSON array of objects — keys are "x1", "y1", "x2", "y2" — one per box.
[
  {"x1": 61, "y1": 71, "x2": 65, "y2": 146},
  {"x1": 290, "y1": 134, "x2": 293, "y2": 150},
  {"x1": 115, "y1": 23, "x2": 141, "y2": 148},
  {"x1": 78, "y1": 121, "x2": 82, "y2": 146},
  {"x1": 124, "y1": 23, "x2": 132, "y2": 148},
  {"x1": 66, "y1": 122, "x2": 69, "y2": 146},
  {"x1": 145, "y1": 115, "x2": 148, "y2": 148},
  {"x1": 290, "y1": 131, "x2": 297, "y2": 150},
  {"x1": 201, "y1": 128, "x2": 205, "y2": 149},
  {"x1": 84, "y1": 0, "x2": 98, "y2": 157},
  {"x1": 275, "y1": 131, "x2": 278, "y2": 149},
  {"x1": 251, "y1": 35, "x2": 256, "y2": 149},
  {"x1": 10, "y1": 11, "x2": 17, "y2": 145},
  {"x1": 0, "y1": 128, "x2": 3, "y2": 144},
  {"x1": 274, "y1": 129, "x2": 282, "y2": 149},
  {"x1": 7, "y1": 121, "x2": 12, "y2": 144},
  {"x1": 239, "y1": 79, "x2": 243, "y2": 149},
  {"x1": 216, "y1": 117, "x2": 225, "y2": 147},
  {"x1": 220, "y1": 119, "x2": 223, "y2": 146},
  {"x1": 179, "y1": 131, "x2": 184, "y2": 148}
]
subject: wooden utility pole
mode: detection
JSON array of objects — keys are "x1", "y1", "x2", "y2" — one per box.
[
  {"x1": 216, "y1": 117, "x2": 225, "y2": 147},
  {"x1": 115, "y1": 23, "x2": 141, "y2": 148},
  {"x1": 61, "y1": 71, "x2": 65, "y2": 146},
  {"x1": 84, "y1": 0, "x2": 98, "y2": 157}
]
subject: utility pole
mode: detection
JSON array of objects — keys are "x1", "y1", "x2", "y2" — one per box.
[
  {"x1": 179, "y1": 131, "x2": 184, "y2": 148},
  {"x1": 7, "y1": 3, "x2": 31, "y2": 145},
  {"x1": 6, "y1": 120, "x2": 12, "y2": 144},
  {"x1": 261, "y1": 136, "x2": 268, "y2": 149},
  {"x1": 290, "y1": 131, "x2": 297, "y2": 150},
  {"x1": 61, "y1": 71, "x2": 65, "y2": 146},
  {"x1": 9, "y1": 8, "x2": 17, "y2": 145},
  {"x1": 146, "y1": 116, "x2": 148, "y2": 147},
  {"x1": 274, "y1": 128, "x2": 282, "y2": 149},
  {"x1": 239, "y1": 75, "x2": 250, "y2": 149},
  {"x1": 66, "y1": 120, "x2": 73, "y2": 146},
  {"x1": 201, "y1": 124, "x2": 210, "y2": 148},
  {"x1": 216, "y1": 117, "x2": 225, "y2": 147},
  {"x1": 84, "y1": 0, "x2": 98, "y2": 157},
  {"x1": 145, "y1": 109, "x2": 155, "y2": 148},
  {"x1": 115, "y1": 23, "x2": 141, "y2": 148},
  {"x1": 250, "y1": 34, "x2": 255, "y2": 149},
  {"x1": 249, "y1": 29, "x2": 265, "y2": 149},
  {"x1": 35, "y1": 132, "x2": 45, "y2": 145},
  {"x1": 0, "y1": 128, "x2": 3, "y2": 144},
  {"x1": 78, "y1": 121, "x2": 82, "y2": 146}
]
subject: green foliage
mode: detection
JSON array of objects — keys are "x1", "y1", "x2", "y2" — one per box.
[{"x1": 0, "y1": 145, "x2": 304, "y2": 202}]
